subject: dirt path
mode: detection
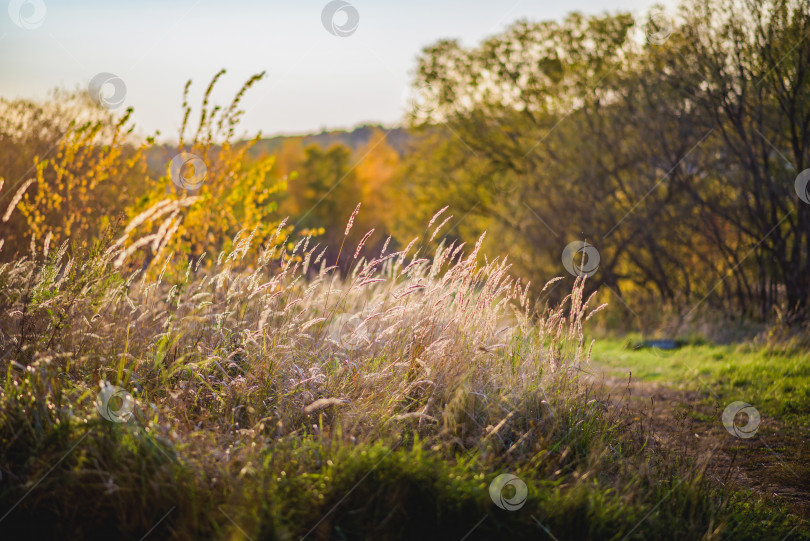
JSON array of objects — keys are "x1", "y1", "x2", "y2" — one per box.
[{"x1": 591, "y1": 366, "x2": 810, "y2": 519}]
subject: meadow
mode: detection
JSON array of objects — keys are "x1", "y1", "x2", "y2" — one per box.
[
  {"x1": 2, "y1": 0, "x2": 810, "y2": 538},
  {"x1": 0, "y1": 212, "x2": 806, "y2": 539}
]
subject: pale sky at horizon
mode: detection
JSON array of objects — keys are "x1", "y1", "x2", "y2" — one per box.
[{"x1": 1, "y1": 0, "x2": 674, "y2": 140}]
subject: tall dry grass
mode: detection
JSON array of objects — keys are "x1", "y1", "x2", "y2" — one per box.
[
  {"x1": 1, "y1": 201, "x2": 605, "y2": 450},
  {"x1": 0, "y1": 201, "x2": 612, "y2": 535}
]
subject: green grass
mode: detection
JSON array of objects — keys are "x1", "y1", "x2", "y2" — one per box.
[
  {"x1": 589, "y1": 337, "x2": 810, "y2": 424},
  {"x1": 2, "y1": 413, "x2": 805, "y2": 540}
]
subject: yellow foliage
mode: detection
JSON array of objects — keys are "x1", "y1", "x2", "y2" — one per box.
[{"x1": 118, "y1": 71, "x2": 292, "y2": 271}]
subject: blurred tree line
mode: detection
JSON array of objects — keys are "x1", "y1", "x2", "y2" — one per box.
[
  {"x1": 396, "y1": 0, "x2": 810, "y2": 324},
  {"x1": 260, "y1": 128, "x2": 400, "y2": 269}
]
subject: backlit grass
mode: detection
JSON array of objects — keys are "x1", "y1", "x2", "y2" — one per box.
[{"x1": 0, "y1": 225, "x2": 806, "y2": 539}]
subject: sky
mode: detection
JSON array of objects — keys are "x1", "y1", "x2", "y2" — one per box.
[{"x1": 1, "y1": 0, "x2": 672, "y2": 140}]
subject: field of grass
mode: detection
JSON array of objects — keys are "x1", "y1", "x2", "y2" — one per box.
[
  {"x1": 590, "y1": 337, "x2": 810, "y2": 424},
  {"x1": 0, "y1": 228, "x2": 807, "y2": 540}
]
